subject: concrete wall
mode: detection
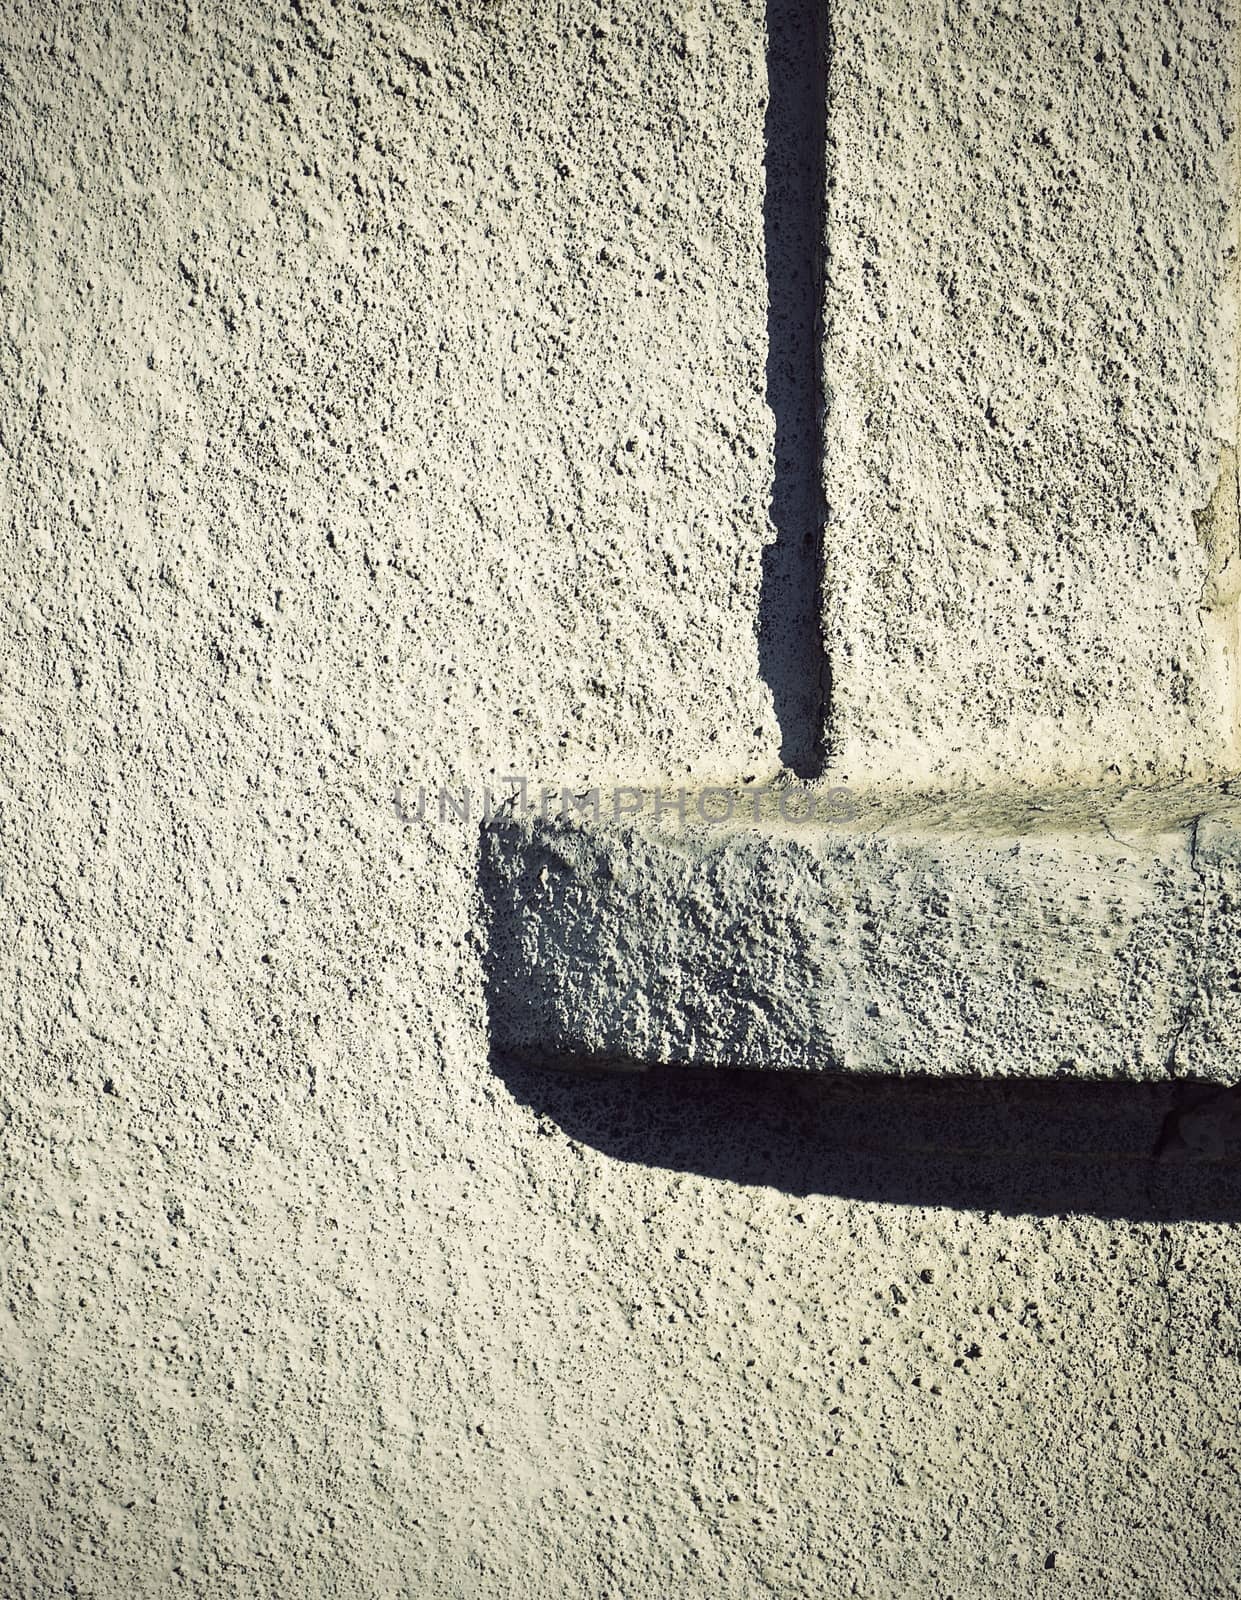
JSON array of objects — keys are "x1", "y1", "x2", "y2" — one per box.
[
  {"x1": 2, "y1": 1, "x2": 1240, "y2": 1596},
  {"x1": 822, "y1": 0, "x2": 1241, "y2": 786}
]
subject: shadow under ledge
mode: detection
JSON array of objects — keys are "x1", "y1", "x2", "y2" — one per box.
[{"x1": 491, "y1": 1057, "x2": 1241, "y2": 1222}]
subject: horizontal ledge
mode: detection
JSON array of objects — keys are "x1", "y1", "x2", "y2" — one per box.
[{"x1": 480, "y1": 779, "x2": 1241, "y2": 1082}]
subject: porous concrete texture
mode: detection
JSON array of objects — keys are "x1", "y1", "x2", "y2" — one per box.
[
  {"x1": 3, "y1": 2, "x2": 1241, "y2": 1599},
  {"x1": 822, "y1": 0, "x2": 1241, "y2": 787},
  {"x1": 483, "y1": 782, "x2": 1241, "y2": 1079}
]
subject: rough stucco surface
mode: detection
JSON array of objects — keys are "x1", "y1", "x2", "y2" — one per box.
[
  {"x1": 483, "y1": 784, "x2": 1241, "y2": 1080},
  {"x1": 2, "y1": 2, "x2": 1241, "y2": 1597},
  {"x1": 822, "y1": 0, "x2": 1241, "y2": 787}
]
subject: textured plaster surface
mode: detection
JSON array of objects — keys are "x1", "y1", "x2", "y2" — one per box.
[
  {"x1": 2, "y1": 1, "x2": 1241, "y2": 1597},
  {"x1": 821, "y1": 0, "x2": 1241, "y2": 786},
  {"x1": 483, "y1": 783, "x2": 1241, "y2": 1080}
]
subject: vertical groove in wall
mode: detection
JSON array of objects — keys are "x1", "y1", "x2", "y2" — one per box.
[
  {"x1": 760, "y1": 0, "x2": 832, "y2": 779},
  {"x1": 812, "y1": 0, "x2": 833, "y2": 776}
]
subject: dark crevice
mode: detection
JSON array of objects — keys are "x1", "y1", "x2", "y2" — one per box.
[{"x1": 759, "y1": 0, "x2": 829, "y2": 779}]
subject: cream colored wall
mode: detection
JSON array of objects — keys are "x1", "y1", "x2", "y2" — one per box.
[{"x1": 1, "y1": 2, "x2": 1239, "y2": 1596}]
